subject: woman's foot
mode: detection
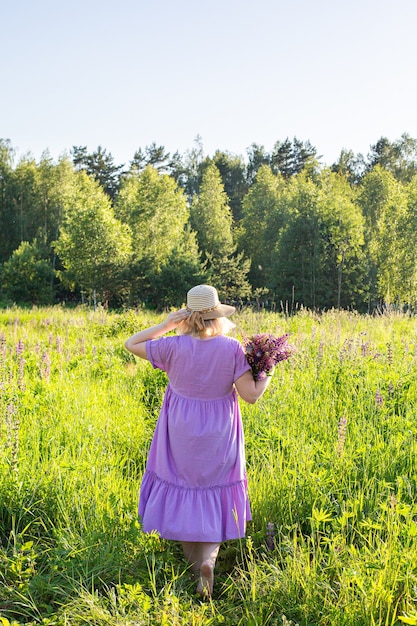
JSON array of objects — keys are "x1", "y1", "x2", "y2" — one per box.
[{"x1": 197, "y1": 559, "x2": 214, "y2": 598}]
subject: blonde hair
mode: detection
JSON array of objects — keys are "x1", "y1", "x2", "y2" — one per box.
[{"x1": 177, "y1": 316, "x2": 235, "y2": 339}]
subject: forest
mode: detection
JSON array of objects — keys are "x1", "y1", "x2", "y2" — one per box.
[{"x1": 1, "y1": 133, "x2": 417, "y2": 312}]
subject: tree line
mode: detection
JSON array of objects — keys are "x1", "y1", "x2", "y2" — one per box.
[{"x1": 1, "y1": 133, "x2": 417, "y2": 311}]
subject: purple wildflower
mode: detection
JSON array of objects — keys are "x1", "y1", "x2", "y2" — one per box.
[
  {"x1": 18, "y1": 356, "x2": 25, "y2": 390},
  {"x1": 266, "y1": 522, "x2": 275, "y2": 551},
  {"x1": 15, "y1": 339, "x2": 24, "y2": 355},
  {"x1": 242, "y1": 333, "x2": 292, "y2": 381},
  {"x1": 375, "y1": 389, "x2": 383, "y2": 407},
  {"x1": 0, "y1": 334, "x2": 6, "y2": 359},
  {"x1": 339, "y1": 338, "x2": 353, "y2": 362},
  {"x1": 40, "y1": 350, "x2": 51, "y2": 380},
  {"x1": 56, "y1": 336, "x2": 63, "y2": 353}
]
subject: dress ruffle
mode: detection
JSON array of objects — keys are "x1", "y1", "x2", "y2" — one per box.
[{"x1": 139, "y1": 470, "x2": 251, "y2": 542}]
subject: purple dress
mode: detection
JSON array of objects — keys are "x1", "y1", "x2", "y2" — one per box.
[{"x1": 139, "y1": 334, "x2": 252, "y2": 542}]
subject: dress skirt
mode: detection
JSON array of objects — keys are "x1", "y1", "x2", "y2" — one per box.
[{"x1": 138, "y1": 384, "x2": 252, "y2": 542}]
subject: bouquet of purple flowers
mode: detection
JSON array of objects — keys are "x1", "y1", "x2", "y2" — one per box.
[{"x1": 242, "y1": 332, "x2": 292, "y2": 380}]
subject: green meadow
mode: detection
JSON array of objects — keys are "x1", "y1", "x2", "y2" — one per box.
[{"x1": 1, "y1": 306, "x2": 417, "y2": 626}]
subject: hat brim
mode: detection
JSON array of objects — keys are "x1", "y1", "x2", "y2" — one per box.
[{"x1": 201, "y1": 304, "x2": 236, "y2": 320}]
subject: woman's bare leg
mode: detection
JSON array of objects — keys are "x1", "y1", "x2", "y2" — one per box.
[
  {"x1": 181, "y1": 541, "x2": 200, "y2": 577},
  {"x1": 181, "y1": 541, "x2": 221, "y2": 596},
  {"x1": 196, "y1": 543, "x2": 220, "y2": 597}
]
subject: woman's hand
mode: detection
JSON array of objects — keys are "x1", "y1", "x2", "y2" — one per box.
[{"x1": 162, "y1": 309, "x2": 190, "y2": 331}]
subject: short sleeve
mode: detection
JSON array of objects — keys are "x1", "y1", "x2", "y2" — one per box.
[
  {"x1": 146, "y1": 337, "x2": 173, "y2": 371},
  {"x1": 233, "y1": 340, "x2": 251, "y2": 381}
]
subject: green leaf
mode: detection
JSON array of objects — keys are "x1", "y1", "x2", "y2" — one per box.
[{"x1": 398, "y1": 615, "x2": 417, "y2": 625}]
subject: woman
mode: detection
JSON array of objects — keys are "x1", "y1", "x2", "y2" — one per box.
[{"x1": 125, "y1": 285, "x2": 272, "y2": 597}]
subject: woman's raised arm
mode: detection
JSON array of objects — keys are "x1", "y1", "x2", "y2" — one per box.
[{"x1": 124, "y1": 309, "x2": 189, "y2": 359}]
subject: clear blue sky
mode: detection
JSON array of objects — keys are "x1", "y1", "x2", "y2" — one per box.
[{"x1": 2, "y1": 0, "x2": 417, "y2": 167}]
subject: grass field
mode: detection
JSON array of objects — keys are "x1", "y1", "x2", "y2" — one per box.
[{"x1": 1, "y1": 305, "x2": 417, "y2": 625}]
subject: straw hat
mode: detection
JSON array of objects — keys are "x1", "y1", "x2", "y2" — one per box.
[{"x1": 186, "y1": 285, "x2": 235, "y2": 320}]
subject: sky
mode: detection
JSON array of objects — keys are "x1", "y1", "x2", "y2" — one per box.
[{"x1": 2, "y1": 0, "x2": 417, "y2": 168}]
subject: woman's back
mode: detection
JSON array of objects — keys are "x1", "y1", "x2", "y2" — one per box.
[{"x1": 146, "y1": 334, "x2": 249, "y2": 400}]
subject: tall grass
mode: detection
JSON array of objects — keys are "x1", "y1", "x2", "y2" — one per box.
[{"x1": 1, "y1": 305, "x2": 417, "y2": 625}]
